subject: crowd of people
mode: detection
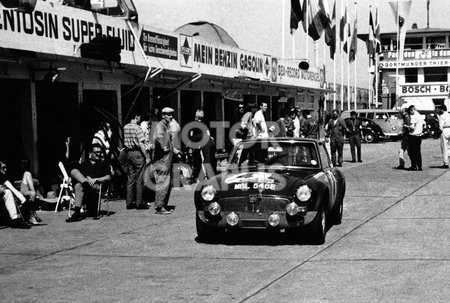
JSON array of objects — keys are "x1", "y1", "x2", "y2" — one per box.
[{"x1": 2, "y1": 101, "x2": 450, "y2": 229}]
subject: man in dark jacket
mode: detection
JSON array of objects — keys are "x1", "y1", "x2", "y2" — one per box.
[
  {"x1": 345, "y1": 111, "x2": 363, "y2": 162},
  {"x1": 325, "y1": 110, "x2": 349, "y2": 167},
  {"x1": 301, "y1": 110, "x2": 319, "y2": 139}
]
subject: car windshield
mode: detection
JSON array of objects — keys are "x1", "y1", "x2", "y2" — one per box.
[{"x1": 229, "y1": 140, "x2": 320, "y2": 169}]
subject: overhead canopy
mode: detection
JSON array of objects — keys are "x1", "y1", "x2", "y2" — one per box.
[{"x1": 175, "y1": 21, "x2": 239, "y2": 48}]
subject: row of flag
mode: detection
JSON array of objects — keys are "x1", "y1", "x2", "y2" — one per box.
[{"x1": 290, "y1": 0, "x2": 409, "y2": 64}]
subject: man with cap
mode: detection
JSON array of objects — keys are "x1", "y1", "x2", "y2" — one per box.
[
  {"x1": 150, "y1": 107, "x2": 175, "y2": 214},
  {"x1": 345, "y1": 111, "x2": 363, "y2": 163},
  {"x1": 120, "y1": 112, "x2": 150, "y2": 210}
]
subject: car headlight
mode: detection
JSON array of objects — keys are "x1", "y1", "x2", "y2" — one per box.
[
  {"x1": 296, "y1": 185, "x2": 312, "y2": 202},
  {"x1": 207, "y1": 202, "x2": 221, "y2": 216},
  {"x1": 286, "y1": 202, "x2": 299, "y2": 216},
  {"x1": 226, "y1": 212, "x2": 239, "y2": 226},
  {"x1": 201, "y1": 185, "x2": 216, "y2": 201}
]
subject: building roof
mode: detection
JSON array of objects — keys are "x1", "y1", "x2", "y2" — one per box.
[{"x1": 175, "y1": 21, "x2": 239, "y2": 48}]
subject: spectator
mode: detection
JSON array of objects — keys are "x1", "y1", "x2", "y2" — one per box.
[
  {"x1": 0, "y1": 161, "x2": 40, "y2": 228},
  {"x1": 65, "y1": 144, "x2": 111, "y2": 222},
  {"x1": 253, "y1": 101, "x2": 270, "y2": 138},
  {"x1": 404, "y1": 105, "x2": 424, "y2": 171},
  {"x1": 189, "y1": 110, "x2": 211, "y2": 182},
  {"x1": 275, "y1": 108, "x2": 288, "y2": 137},
  {"x1": 151, "y1": 107, "x2": 175, "y2": 215},
  {"x1": 397, "y1": 109, "x2": 411, "y2": 169},
  {"x1": 92, "y1": 122, "x2": 112, "y2": 161},
  {"x1": 233, "y1": 102, "x2": 256, "y2": 145},
  {"x1": 345, "y1": 111, "x2": 363, "y2": 162},
  {"x1": 437, "y1": 104, "x2": 450, "y2": 168},
  {"x1": 119, "y1": 112, "x2": 150, "y2": 210},
  {"x1": 325, "y1": 110, "x2": 349, "y2": 167},
  {"x1": 302, "y1": 109, "x2": 319, "y2": 139}
]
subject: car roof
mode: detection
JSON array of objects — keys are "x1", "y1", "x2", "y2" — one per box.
[{"x1": 240, "y1": 137, "x2": 323, "y2": 144}]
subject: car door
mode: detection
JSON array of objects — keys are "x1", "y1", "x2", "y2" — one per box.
[{"x1": 318, "y1": 143, "x2": 337, "y2": 208}]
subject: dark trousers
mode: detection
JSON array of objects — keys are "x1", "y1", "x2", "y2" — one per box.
[
  {"x1": 349, "y1": 135, "x2": 362, "y2": 161},
  {"x1": 408, "y1": 135, "x2": 422, "y2": 170},
  {"x1": 330, "y1": 136, "x2": 344, "y2": 165},
  {"x1": 119, "y1": 150, "x2": 145, "y2": 206},
  {"x1": 153, "y1": 153, "x2": 173, "y2": 209}
]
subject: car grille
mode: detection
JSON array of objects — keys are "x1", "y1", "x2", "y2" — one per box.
[
  {"x1": 218, "y1": 196, "x2": 290, "y2": 212},
  {"x1": 241, "y1": 220, "x2": 267, "y2": 228}
]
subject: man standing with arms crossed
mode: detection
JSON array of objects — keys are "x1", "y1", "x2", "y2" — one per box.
[{"x1": 120, "y1": 112, "x2": 150, "y2": 210}]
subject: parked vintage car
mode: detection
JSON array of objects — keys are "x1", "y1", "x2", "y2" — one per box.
[
  {"x1": 344, "y1": 117, "x2": 386, "y2": 143},
  {"x1": 194, "y1": 138, "x2": 346, "y2": 244}
]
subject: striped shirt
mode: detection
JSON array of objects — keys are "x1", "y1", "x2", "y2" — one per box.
[{"x1": 123, "y1": 122, "x2": 145, "y2": 150}]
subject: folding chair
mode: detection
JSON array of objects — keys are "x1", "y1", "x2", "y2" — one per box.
[
  {"x1": 93, "y1": 182, "x2": 110, "y2": 220},
  {"x1": 55, "y1": 162, "x2": 75, "y2": 215}
]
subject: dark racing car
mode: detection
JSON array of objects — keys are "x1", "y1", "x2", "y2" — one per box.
[{"x1": 194, "y1": 138, "x2": 346, "y2": 244}]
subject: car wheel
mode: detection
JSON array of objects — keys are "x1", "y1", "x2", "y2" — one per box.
[
  {"x1": 364, "y1": 132, "x2": 375, "y2": 143},
  {"x1": 308, "y1": 207, "x2": 326, "y2": 245},
  {"x1": 196, "y1": 213, "x2": 219, "y2": 243}
]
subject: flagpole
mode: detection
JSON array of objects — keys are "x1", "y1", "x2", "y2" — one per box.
[
  {"x1": 368, "y1": 6, "x2": 372, "y2": 109},
  {"x1": 306, "y1": 0, "x2": 309, "y2": 62},
  {"x1": 333, "y1": 1, "x2": 337, "y2": 110},
  {"x1": 282, "y1": 0, "x2": 285, "y2": 59},
  {"x1": 340, "y1": 0, "x2": 344, "y2": 111},
  {"x1": 375, "y1": 3, "x2": 380, "y2": 108},
  {"x1": 395, "y1": 0, "x2": 400, "y2": 109},
  {"x1": 354, "y1": 1, "x2": 357, "y2": 110},
  {"x1": 347, "y1": 2, "x2": 350, "y2": 111},
  {"x1": 323, "y1": 35, "x2": 327, "y2": 111}
]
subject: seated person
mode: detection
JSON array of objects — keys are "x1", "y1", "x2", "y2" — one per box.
[
  {"x1": 66, "y1": 144, "x2": 111, "y2": 223},
  {"x1": 0, "y1": 161, "x2": 39, "y2": 228}
]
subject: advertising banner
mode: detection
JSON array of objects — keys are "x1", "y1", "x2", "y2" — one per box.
[
  {"x1": 379, "y1": 59, "x2": 450, "y2": 69},
  {"x1": 400, "y1": 84, "x2": 450, "y2": 96},
  {"x1": 0, "y1": 1, "x2": 326, "y2": 91}
]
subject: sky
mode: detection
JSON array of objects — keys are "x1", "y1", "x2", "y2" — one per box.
[{"x1": 133, "y1": 0, "x2": 449, "y2": 90}]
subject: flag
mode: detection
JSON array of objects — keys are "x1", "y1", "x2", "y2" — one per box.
[
  {"x1": 302, "y1": 0, "x2": 331, "y2": 41},
  {"x1": 290, "y1": 0, "x2": 304, "y2": 33},
  {"x1": 349, "y1": 18, "x2": 357, "y2": 62},
  {"x1": 339, "y1": 6, "x2": 347, "y2": 42},
  {"x1": 388, "y1": 0, "x2": 412, "y2": 60},
  {"x1": 374, "y1": 7, "x2": 381, "y2": 54},
  {"x1": 325, "y1": 1, "x2": 336, "y2": 59},
  {"x1": 343, "y1": 13, "x2": 351, "y2": 54}
]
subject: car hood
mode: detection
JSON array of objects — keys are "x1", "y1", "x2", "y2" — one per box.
[{"x1": 199, "y1": 167, "x2": 320, "y2": 198}]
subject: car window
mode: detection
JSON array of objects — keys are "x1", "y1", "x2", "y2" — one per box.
[
  {"x1": 231, "y1": 141, "x2": 320, "y2": 168},
  {"x1": 367, "y1": 113, "x2": 374, "y2": 119},
  {"x1": 359, "y1": 113, "x2": 366, "y2": 118},
  {"x1": 318, "y1": 145, "x2": 331, "y2": 168}
]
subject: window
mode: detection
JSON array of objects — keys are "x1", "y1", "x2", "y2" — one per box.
[
  {"x1": 405, "y1": 68, "x2": 418, "y2": 83},
  {"x1": 318, "y1": 145, "x2": 331, "y2": 169},
  {"x1": 359, "y1": 113, "x2": 366, "y2": 118},
  {"x1": 424, "y1": 67, "x2": 447, "y2": 82},
  {"x1": 366, "y1": 113, "x2": 374, "y2": 119},
  {"x1": 426, "y1": 36, "x2": 446, "y2": 49},
  {"x1": 404, "y1": 37, "x2": 423, "y2": 50}
]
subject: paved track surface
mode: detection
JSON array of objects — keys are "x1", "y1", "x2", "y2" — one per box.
[{"x1": 1, "y1": 139, "x2": 449, "y2": 302}]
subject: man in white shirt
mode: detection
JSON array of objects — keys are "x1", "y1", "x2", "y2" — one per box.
[
  {"x1": 253, "y1": 102, "x2": 269, "y2": 138},
  {"x1": 438, "y1": 104, "x2": 450, "y2": 168},
  {"x1": 404, "y1": 105, "x2": 424, "y2": 171}
]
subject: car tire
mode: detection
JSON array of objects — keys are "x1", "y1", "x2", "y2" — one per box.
[
  {"x1": 364, "y1": 132, "x2": 375, "y2": 143},
  {"x1": 308, "y1": 207, "x2": 326, "y2": 245},
  {"x1": 196, "y1": 213, "x2": 219, "y2": 243}
]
